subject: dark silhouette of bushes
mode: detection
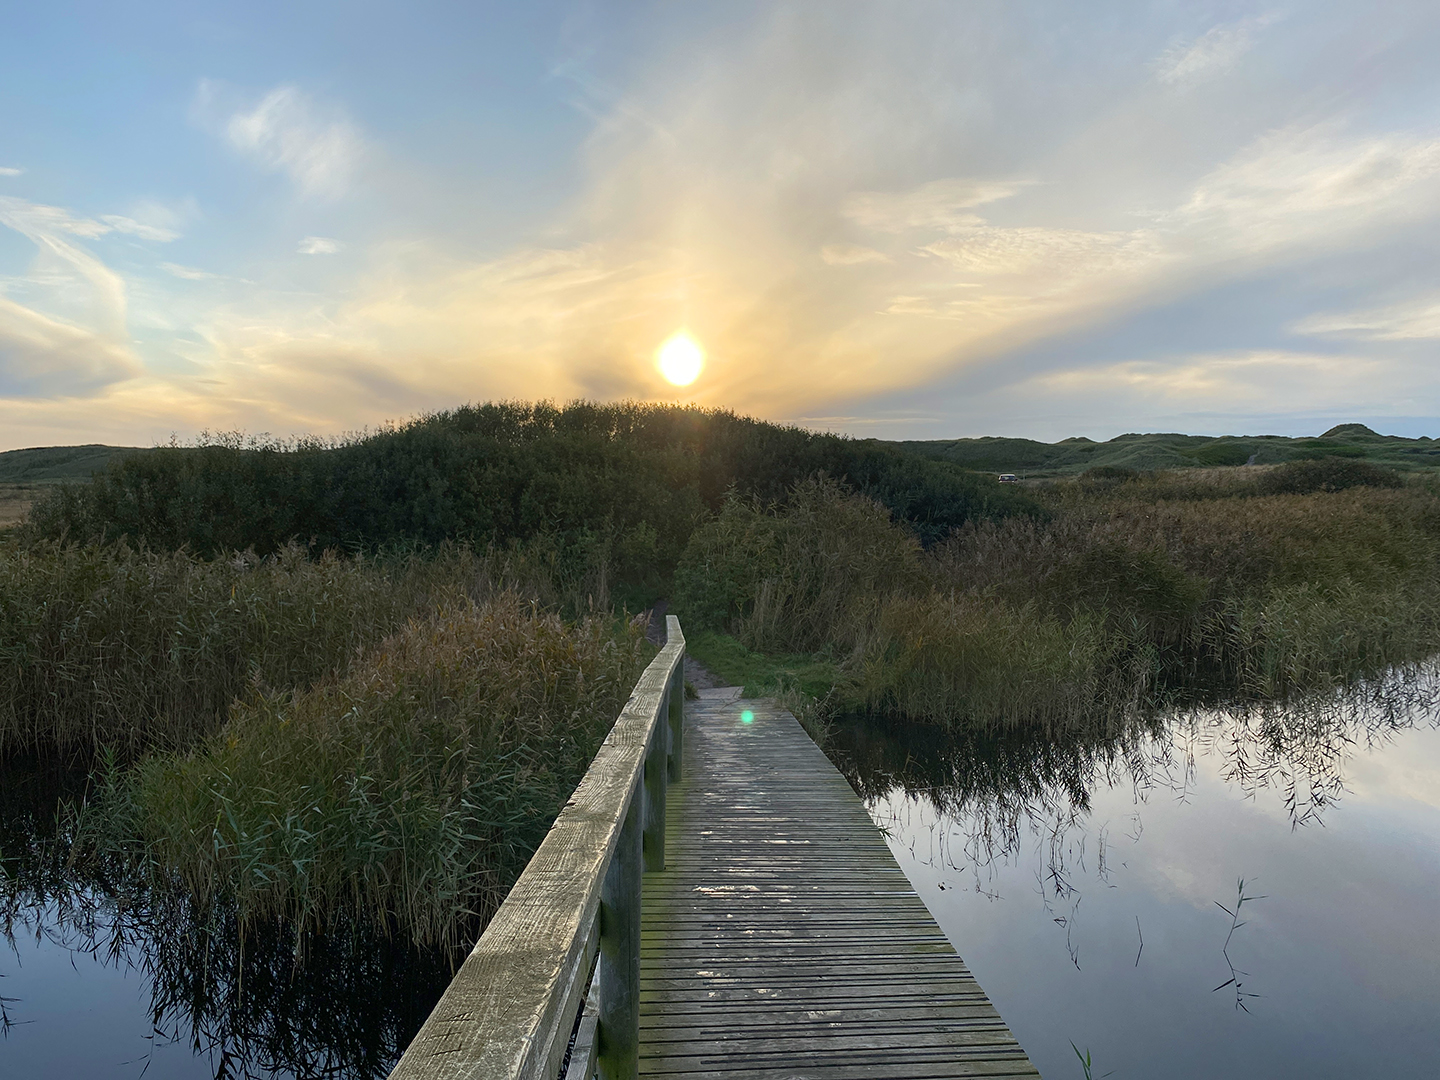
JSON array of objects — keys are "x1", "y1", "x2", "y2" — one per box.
[
  {"x1": 25, "y1": 404, "x2": 1040, "y2": 587},
  {"x1": 1258, "y1": 456, "x2": 1403, "y2": 495}
]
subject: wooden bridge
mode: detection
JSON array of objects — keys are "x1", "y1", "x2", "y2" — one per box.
[{"x1": 389, "y1": 619, "x2": 1039, "y2": 1080}]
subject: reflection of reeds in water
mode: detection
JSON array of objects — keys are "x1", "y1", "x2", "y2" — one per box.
[
  {"x1": 1212, "y1": 878, "x2": 1266, "y2": 1013},
  {"x1": 2, "y1": 879, "x2": 452, "y2": 1079},
  {"x1": 834, "y1": 671, "x2": 1439, "y2": 969},
  {"x1": 2, "y1": 759, "x2": 451, "y2": 1077}
]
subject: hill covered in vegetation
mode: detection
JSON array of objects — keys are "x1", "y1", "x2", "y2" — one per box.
[
  {"x1": 897, "y1": 423, "x2": 1440, "y2": 476},
  {"x1": 17, "y1": 403, "x2": 1037, "y2": 604},
  {"x1": 0, "y1": 444, "x2": 142, "y2": 527},
  {"x1": 0, "y1": 443, "x2": 142, "y2": 483}
]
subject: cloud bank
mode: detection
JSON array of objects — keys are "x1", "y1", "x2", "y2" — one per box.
[{"x1": 4, "y1": 2, "x2": 1440, "y2": 447}]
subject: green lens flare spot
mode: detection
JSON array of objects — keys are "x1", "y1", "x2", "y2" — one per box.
[{"x1": 740, "y1": 710, "x2": 754, "y2": 724}]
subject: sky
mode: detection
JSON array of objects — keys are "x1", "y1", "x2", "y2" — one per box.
[{"x1": 3, "y1": 0, "x2": 1440, "y2": 450}]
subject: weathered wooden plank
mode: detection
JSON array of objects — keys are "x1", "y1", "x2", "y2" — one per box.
[
  {"x1": 640, "y1": 1006, "x2": 1009, "y2": 1032},
  {"x1": 638, "y1": 1059, "x2": 1041, "y2": 1080},
  {"x1": 636, "y1": 695, "x2": 1038, "y2": 1079}
]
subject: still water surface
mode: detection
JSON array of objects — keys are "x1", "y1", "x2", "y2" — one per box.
[
  {"x1": 831, "y1": 687, "x2": 1440, "y2": 1078},
  {"x1": 5, "y1": 685, "x2": 1440, "y2": 1078}
]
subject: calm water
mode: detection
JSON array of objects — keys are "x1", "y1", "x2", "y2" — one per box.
[
  {"x1": 830, "y1": 686, "x2": 1440, "y2": 1079},
  {"x1": 1, "y1": 897, "x2": 448, "y2": 1079},
  {"x1": 0, "y1": 757, "x2": 452, "y2": 1080},
  {"x1": 6, "y1": 685, "x2": 1440, "y2": 1078}
]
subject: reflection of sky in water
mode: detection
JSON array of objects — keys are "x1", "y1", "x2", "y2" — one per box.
[
  {"x1": 867, "y1": 717, "x2": 1440, "y2": 1078},
  {"x1": 3, "y1": 920, "x2": 262, "y2": 1080},
  {"x1": 1, "y1": 881, "x2": 440, "y2": 1078}
]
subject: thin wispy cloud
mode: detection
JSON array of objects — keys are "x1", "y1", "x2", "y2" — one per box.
[
  {"x1": 100, "y1": 214, "x2": 180, "y2": 242},
  {"x1": 0, "y1": 295, "x2": 139, "y2": 397},
  {"x1": 298, "y1": 236, "x2": 342, "y2": 255},
  {"x1": 1154, "y1": 14, "x2": 1281, "y2": 86},
  {"x1": 842, "y1": 179, "x2": 1029, "y2": 233},
  {"x1": 161, "y1": 262, "x2": 216, "y2": 281},
  {"x1": 0, "y1": 166, "x2": 21, "y2": 177},
  {"x1": 197, "y1": 81, "x2": 363, "y2": 198},
  {"x1": 1295, "y1": 295, "x2": 1440, "y2": 340},
  {"x1": 820, "y1": 244, "x2": 891, "y2": 266},
  {"x1": 1171, "y1": 123, "x2": 1440, "y2": 251},
  {"x1": 0, "y1": 196, "x2": 131, "y2": 334}
]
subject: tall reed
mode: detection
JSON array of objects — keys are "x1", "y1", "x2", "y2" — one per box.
[
  {"x1": 82, "y1": 595, "x2": 651, "y2": 950},
  {"x1": 674, "y1": 473, "x2": 1440, "y2": 727},
  {"x1": 0, "y1": 542, "x2": 492, "y2": 757}
]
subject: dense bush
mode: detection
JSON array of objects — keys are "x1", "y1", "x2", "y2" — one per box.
[
  {"x1": 675, "y1": 475, "x2": 1440, "y2": 725},
  {"x1": 1258, "y1": 456, "x2": 1403, "y2": 495},
  {"x1": 81, "y1": 595, "x2": 650, "y2": 949},
  {"x1": 673, "y1": 478, "x2": 922, "y2": 653},
  {"x1": 25, "y1": 403, "x2": 1040, "y2": 589}
]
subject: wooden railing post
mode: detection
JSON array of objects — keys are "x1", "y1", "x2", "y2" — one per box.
[
  {"x1": 642, "y1": 717, "x2": 666, "y2": 874},
  {"x1": 598, "y1": 777, "x2": 643, "y2": 1080},
  {"x1": 665, "y1": 665, "x2": 682, "y2": 783}
]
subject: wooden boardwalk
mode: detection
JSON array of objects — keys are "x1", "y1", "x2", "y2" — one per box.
[{"x1": 638, "y1": 691, "x2": 1040, "y2": 1079}]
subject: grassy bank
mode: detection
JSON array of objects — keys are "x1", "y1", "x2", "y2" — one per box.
[{"x1": 672, "y1": 460, "x2": 1440, "y2": 727}]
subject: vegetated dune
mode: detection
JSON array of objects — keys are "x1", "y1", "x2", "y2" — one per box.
[{"x1": 896, "y1": 422, "x2": 1440, "y2": 477}]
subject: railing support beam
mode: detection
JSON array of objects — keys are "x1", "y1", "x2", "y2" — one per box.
[
  {"x1": 598, "y1": 777, "x2": 643, "y2": 1080},
  {"x1": 667, "y1": 665, "x2": 684, "y2": 784},
  {"x1": 642, "y1": 720, "x2": 667, "y2": 874}
]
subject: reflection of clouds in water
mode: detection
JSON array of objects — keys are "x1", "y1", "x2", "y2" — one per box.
[
  {"x1": 0, "y1": 881, "x2": 447, "y2": 1077},
  {"x1": 851, "y1": 676, "x2": 1440, "y2": 1077},
  {"x1": 848, "y1": 668, "x2": 1440, "y2": 904}
]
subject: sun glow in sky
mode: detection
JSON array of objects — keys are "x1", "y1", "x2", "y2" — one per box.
[
  {"x1": 5, "y1": 2, "x2": 1440, "y2": 450},
  {"x1": 657, "y1": 332, "x2": 704, "y2": 386}
]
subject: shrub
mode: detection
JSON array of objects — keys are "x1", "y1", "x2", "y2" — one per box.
[
  {"x1": 1258, "y1": 456, "x2": 1403, "y2": 495},
  {"x1": 112, "y1": 595, "x2": 650, "y2": 949},
  {"x1": 24, "y1": 402, "x2": 1041, "y2": 578},
  {"x1": 672, "y1": 477, "x2": 923, "y2": 653}
]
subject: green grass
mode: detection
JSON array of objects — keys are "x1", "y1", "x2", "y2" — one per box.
[
  {"x1": 685, "y1": 630, "x2": 842, "y2": 699},
  {"x1": 0, "y1": 444, "x2": 141, "y2": 484}
]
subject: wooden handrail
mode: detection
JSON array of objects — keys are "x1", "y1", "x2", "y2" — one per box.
[{"x1": 388, "y1": 615, "x2": 687, "y2": 1080}]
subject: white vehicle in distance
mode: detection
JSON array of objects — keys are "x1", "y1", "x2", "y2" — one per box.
[{"x1": 997, "y1": 473, "x2": 1020, "y2": 484}]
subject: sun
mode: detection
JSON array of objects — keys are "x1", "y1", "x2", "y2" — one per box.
[{"x1": 656, "y1": 331, "x2": 705, "y2": 386}]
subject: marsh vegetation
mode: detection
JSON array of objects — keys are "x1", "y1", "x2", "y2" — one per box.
[
  {"x1": 675, "y1": 458, "x2": 1440, "y2": 725},
  {"x1": 3, "y1": 403, "x2": 1439, "y2": 1075}
]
